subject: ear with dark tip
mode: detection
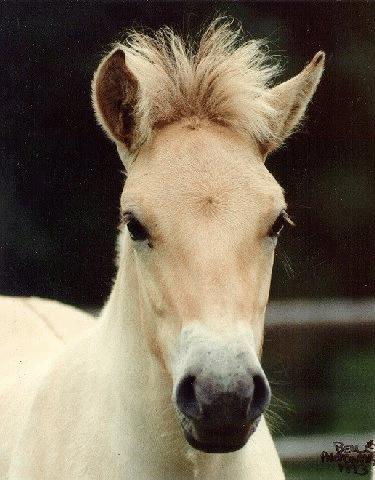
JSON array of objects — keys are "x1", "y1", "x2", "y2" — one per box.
[
  {"x1": 262, "y1": 51, "x2": 325, "y2": 158},
  {"x1": 92, "y1": 48, "x2": 139, "y2": 151}
]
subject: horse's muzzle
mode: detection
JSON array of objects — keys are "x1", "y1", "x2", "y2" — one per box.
[
  {"x1": 182, "y1": 414, "x2": 261, "y2": 453},
  {"x1": 176, "y1": 369, "x2": 270, "y2": 453}
]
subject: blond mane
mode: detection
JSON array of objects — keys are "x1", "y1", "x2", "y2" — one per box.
[{"x1": 115, "y1": 19, "x2": 280, "y2": 151}]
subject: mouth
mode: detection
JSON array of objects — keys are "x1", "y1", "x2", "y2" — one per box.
[{"x1": 181, "y1": 417, "x2": 261, "y2": 454}]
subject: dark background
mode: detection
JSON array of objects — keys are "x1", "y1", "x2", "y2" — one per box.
[{"x1": 0, "y1": 1, "x2": 374, "y2": 309}]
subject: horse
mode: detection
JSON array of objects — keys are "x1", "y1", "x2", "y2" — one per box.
[{"x1": 0, "y1": 20, "x2": 324, "y2": 479}]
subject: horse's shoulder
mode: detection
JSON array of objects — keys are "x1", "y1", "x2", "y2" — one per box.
[
  {"x1": 0, "y1": 295, "x2": 95, "y2": 387},
  {"x1": 0, "y1": 304, "x2": 99, "y2": 479},
  {"x1": 0, "y1": 295, "x2": 95, "y2": 340}
]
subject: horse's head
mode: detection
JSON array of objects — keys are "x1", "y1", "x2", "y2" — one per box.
[{"x1": 92, "y1": 22, "x2": 324, "y2": 453}]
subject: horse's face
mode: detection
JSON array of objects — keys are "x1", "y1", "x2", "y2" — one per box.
[
  {"x1": 92, "y1": 24, "x2": 324, "y2": 453},
  {"x1": 120, "y1": 119, "x2": 285, "y2": 452}
]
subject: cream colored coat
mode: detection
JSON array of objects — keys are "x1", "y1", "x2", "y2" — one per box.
[{"x1": 0, "y1": 20, "x2": 324, "y2": 480}]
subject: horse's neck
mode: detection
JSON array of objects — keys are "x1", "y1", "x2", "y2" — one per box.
[
  {"x1": 97, "y1": 234, "x2": 194, "y2": 474},
  {"x1": 100, "y1": 234, "x2": 148, "y2": 370}
]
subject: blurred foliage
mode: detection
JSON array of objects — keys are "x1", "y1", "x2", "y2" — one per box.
[
  {"x1": 332, "y1": 349, "x2": 375, "y2": 434},
  {"x1": 0, "y1": 1, "x2": 374, "y2": 308},
  {"x1": 264, "y1": 321, "x2": 375, "y2": 438}
]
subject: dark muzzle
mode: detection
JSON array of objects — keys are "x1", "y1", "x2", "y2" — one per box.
[{"x1": 176, "y1": 368, "x2": 270, "y2": 453}]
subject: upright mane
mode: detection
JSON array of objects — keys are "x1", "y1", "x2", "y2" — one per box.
[{"x1": 108, "y1": 19, "x2": 280, "y2": 151}]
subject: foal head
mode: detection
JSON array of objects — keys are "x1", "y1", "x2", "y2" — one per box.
[{"x1": 92, "y1": 20, "x2": 324, "y2": 453}]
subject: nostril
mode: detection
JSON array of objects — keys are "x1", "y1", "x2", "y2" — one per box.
[
  {"x1": 176, "y1": 372, "x2": 270, "y2": 425},
  {"x1": 176, "y1": 375, "x2": 201, "y2": 419},
  {"x1": 249, "y1": 374, "x2": 271, "y2": 420}
]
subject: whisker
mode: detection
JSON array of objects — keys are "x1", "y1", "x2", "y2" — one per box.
[
  {"x1": 276, "y1": 247, "x2": 295, "y2": 279},
  {"x1": 266, "y1": 395, "x2": 294, "y2": 436}
]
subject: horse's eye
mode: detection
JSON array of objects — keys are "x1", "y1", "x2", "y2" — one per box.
[
  {"x1": 124, "y1": 214, "x2": 150, "y2": 242},
  {"x1": 268, "y1": 210, "x2": 294, "y2": 238}
]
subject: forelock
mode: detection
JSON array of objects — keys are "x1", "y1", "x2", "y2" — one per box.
[{"x1": 116, "y1": 18, "x2": 281, "y2": 152}]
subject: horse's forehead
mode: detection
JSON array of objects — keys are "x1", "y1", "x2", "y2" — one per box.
[{"x1": 124, "y1": 122, "x2": 284, "y2": 213}]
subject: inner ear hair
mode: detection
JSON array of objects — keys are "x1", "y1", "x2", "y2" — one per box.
[{"x1": 94, "y1": 49, "x2": 139, "y2": 150}]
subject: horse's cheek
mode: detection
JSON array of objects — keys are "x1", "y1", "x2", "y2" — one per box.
[{"x1": 135, "y1": 268, "x2": 174, "y2": 372}]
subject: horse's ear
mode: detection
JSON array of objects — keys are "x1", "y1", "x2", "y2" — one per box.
[
  {"x1": 262, "y1": 51, "x2": 325, "y2": 158},
  {"x1": 92, "y1": 48, "x2": 139, "y2": 152}
]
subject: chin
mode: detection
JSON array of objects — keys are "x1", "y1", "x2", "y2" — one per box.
[{"x1": 182, "y1": 417, "x2": 260, "y2": 454}]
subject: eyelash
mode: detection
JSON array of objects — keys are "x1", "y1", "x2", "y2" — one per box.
[
  {"x1": 268, "y1": 210, "x2": 294, "y2": 238},
  {"x1": 122, "y1": 212, "x2": 150, "y2": 243}
]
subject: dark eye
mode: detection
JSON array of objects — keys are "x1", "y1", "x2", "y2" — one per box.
[
  {"x1": 268, "y1": 210, "x2": 294, "y2": 238},
  {"x1": 123, "y1": 213, "x2": 150, "y2": 242}
]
